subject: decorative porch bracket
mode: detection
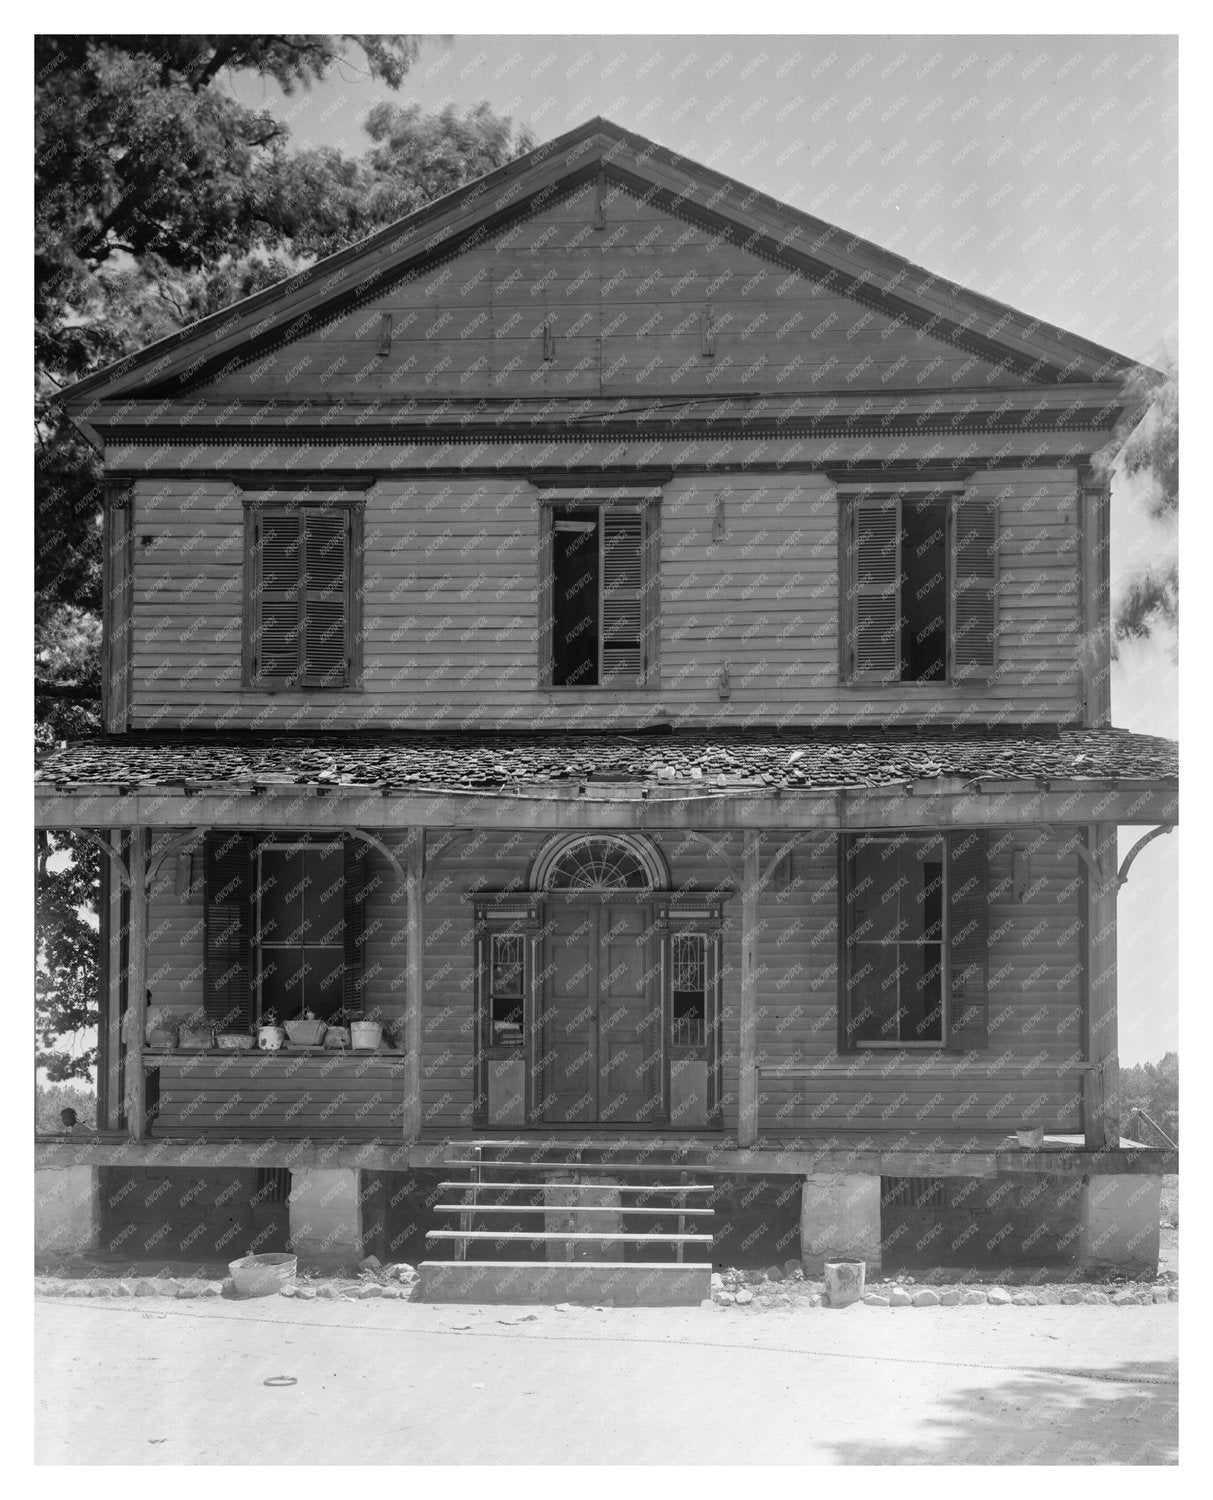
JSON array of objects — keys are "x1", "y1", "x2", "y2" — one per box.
[
  {"x1": 738, "y1": 831, "x2": 815, "y2": 1148},
  {"x1": 1116, "y1": 823, "x2": 1174, "y2": 889}
]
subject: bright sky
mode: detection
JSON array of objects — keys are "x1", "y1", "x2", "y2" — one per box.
[{"x1": 228, "y1": 28, "x2": 1181, "y2": 1064}]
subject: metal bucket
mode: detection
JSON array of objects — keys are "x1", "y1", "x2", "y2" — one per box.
[{"x1": 228, "y1": 1252, "x2": 297, "y2": 1298}]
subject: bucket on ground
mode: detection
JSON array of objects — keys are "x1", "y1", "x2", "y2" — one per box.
[
  {"x1": 228, "y1": 1252, "x2": 297, "y2": 1297},
  {"x1": 824, "y1": 1259, "x2": 866, "y2": 1306}
]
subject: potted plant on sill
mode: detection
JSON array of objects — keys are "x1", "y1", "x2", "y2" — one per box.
[
  {"x1": 258, "y1": 1009, "x2": 285, "y2": 1052},
  {"x1": 284, "y1": 1010, "x2": 327, "y2": 1048},
  {"x1": 350, "y1": 1008, "x2": 384, "y2": 1051}
]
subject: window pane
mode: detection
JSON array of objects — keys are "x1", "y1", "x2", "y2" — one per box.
[
  {"x1": 900, "y1": 839, "x2": 945, "y2": 943},
  {"x1": 905, "y1": 943, "x2": 945, "y2": 1042},
  {"x1": 848, "y1": 944, "x2": 902, "y2": 1044},
  {"x1": 258, "y1": 849, "x2": 305, "y2": 945},
  {"x1": 302, "y1": 946, "x2": 346, "y2": 1022},
  {"x1": 301, "y1": 846, "x2": 345, "y2": 942},
  {"x1": 491, "y1": 934, "x2": 524, "y2": 995},
  {"x1": 260, "y1": 948, "x2": 302, "y2": 1021},
  {"x1": 850, "y1": 839, "x2": 902, "y2": 944}
]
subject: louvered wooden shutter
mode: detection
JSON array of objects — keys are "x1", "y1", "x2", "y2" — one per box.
[
  {"x1": 301, "y1": 509, "x2": 350, "y2": 687},
  {"x1": 601, "y1": 507, "x2": 645, "y2": 684},
  {"x1": 851, "y1": 498, "x2": 900, "y2": 678},
  {"x1": 947, "y1": 830, "x2": 990, "y2": 1049},
  {"x1": 204, "y1": 832, "x2": 254, "y2": 1033},
  {"x1": 950, "y1": 497, "x2": 998, "y2": 680},
  {"x1": 343, "y1": 837, "x2": 367, "y2": 1016},
  {"x1": 256, "y1": 512, "x2": 303, "y2": 683}
]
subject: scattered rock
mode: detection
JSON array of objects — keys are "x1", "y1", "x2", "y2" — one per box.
[
  {"x1": 1152, "y1": 1286, "x2": 1169, "y2": 1304},
  {"x1": 699, "y1": 1299, "x2": 716, "y2": 1310},
  {"x1": 358, "y1": 1255, "x2": 382, "y2": 1272},
  {"x1": 317, "y1": 1285, "x2": 339, "y2": 1299},
  {"x1": 808, "y1": 1294, "x2": 822, "y2": 1307},
  {"x1": 765, "y1": 1264, "x2": 784, "y2": 1283},
  {"x1": 939, "y1": 1289, "x2": 962, "y2": 1307},
  {"x1": 1060, "y1": 1288, "x2": 1085, "y2": 1305},
  {"x1": 715, "y1": 1291, "x2": 736, "y2": 1306},
  {"x1": 357, "y1": 1283, "x2": 384, "y2": 1299},
  {"x1": 114, "y1": 1281, "x2": 136, "y2": 1297},
  {"x1": 961, "y1": 1290, "x2": 987, "y2": 1306},
  {"x1": 279, "y1": 1285, "x2": 297, "y2": 1297},
  {"x1": 202, "y1": 1282, "x2": 223, "y2": 1297},
  {"x1": 385, "y1": 1262, "x2": 416, "y2": 1281},
  {"x1": 735, "y1": 1289, "x2": 753, "y2": 1306},
  {"x1": 176, "y1": 1282, "x2": 201, "y2": 1299},
  {"x1": 889, "y1": 1288, "x2": 912, "y2": 1307},
  {"x1": 1083, "y1": 1290, "x2": 1110, "y2": 1305},
  {"x1": 1168, "y1": 1288, "x2": 1179, "y2": 1301},
  {"x1": 986, "y1": 1287, "x2": 1012, "y2": 1306},
  {"x1": 710, "y1": 1273, "x2": 724, "y2": 1292},
  {"x1": 912, "y1": 1289, "x2": 941, "y2": 1307},
  {"x1": 133, "y1": 1280, "x2": 156, "y2": 1297},
  {"x1": 1011, "y1": 1292, "x2": 1038, "y2": 1307},
  {"x1": 380, "y1": 1284, "x2": 405, "y2": 1299},
  {"x1": 863, "y1": 1293, "x2": 890, "y2": 1307},
  {"x1": 1111, "y1": 1289, "x2": 1138, "y2": 1306},
  {"x1": 1036, "y1": 1287, "x2": 1061, "y2": 1305},
  {"x1": 554, "y1": 1302, "x2": 573, "y2": 1313},
  {"x1": 295, "y1": 1286, "x2": 317, "y2": 1300},
  {"x1": 783, "y1": 1259, "x2": 803, "y2": 1279}
]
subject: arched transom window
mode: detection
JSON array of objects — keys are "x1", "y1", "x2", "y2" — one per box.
[{"x1": 531, "y1": 833, "x2": 668, "y2": 891}]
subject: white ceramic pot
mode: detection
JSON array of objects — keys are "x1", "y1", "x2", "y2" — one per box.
[{"x1": 258, "y1": 1024, "x2": 286, "y2": 1051}]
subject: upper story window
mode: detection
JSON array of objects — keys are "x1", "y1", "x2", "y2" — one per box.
[
  {"x1": 840, "y1": 485, "x2": 998, "y2": 684},
  {"x1": 539, "y1": 491, "x2": 661, "y2": 689},
  {"x1": 244, "y1": 498, "x2": 362, "y2": 690}
]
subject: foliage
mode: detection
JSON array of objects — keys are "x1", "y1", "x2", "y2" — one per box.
[
  {"x1": 36, "y1": 833, "x2": 102, "y2": 1080},
  {"x1": 36, "y1": 1080, "x2": 98, "y2": 1133},
  {"x1": 1120, "y1": 1052, "x2": 1178, "y2": 1146},
  {"x1": 1109, "y1": 355, "x2": 1178, "y2": 646},
  {"x1": 34, "y1": 35, "x2": 534, "y2": 1078}
]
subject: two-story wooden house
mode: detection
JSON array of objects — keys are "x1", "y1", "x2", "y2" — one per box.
[{"x1": 35, "y1": 118, "x2": 1177, "y2": 1301}]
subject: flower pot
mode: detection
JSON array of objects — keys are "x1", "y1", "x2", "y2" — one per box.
[
  {"x1": 146, "y1": 1026, "x2": 178, "y2": 1050},
  {"x1": 228, "y1": 1252, "x2": 297, "y2": 1298},
  {"x1": 1016, "y1": 1127, "x2": 1044, "y2": 1149},
  {"x1": 217, "y1": 1033, "x2": 254, "y2": 1051},
  {"x1": 258, "y1": 1024, "x2": 286, "y2": 1052},
  {"x1": 285, "y1": 1018, "x2": 327, "y2": 1047},
  {"x1": 824, "y1": 1259, "x2": 866, "y2": 1307},
  {"x1": 350, "y1": 1020, "x2": 383, "y2": 1050},
  {"x1": 178, "y1": 1025, "x2": 214, "y2": 1051},
  {"x1": 324, "y1": 1026, "x2": 351, "y2": 1049}
]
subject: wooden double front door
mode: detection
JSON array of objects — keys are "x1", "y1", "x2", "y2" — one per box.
[{"x1": 538, "y1": 901, "x2": 664, "y2": 1125}]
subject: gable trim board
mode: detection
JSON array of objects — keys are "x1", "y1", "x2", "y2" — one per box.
[{"x1": 59, "y1": 117, "x2": 1158, "y2": 449}]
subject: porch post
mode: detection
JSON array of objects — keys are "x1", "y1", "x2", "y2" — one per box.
[
  {"x1": 1084, "y1": 822, "x2": 1120, "y2": 1151},
  {"x1": 737, "y1": 833, "x2": 761, "y2": 1148},
  {"x1": 402, "y1": 827, "x2": 425, "y2": 1144},
  {"x1": 123, "y1": 828, "x2": 149, "y2": 1142},
  {"x1": 100, "y1": 832, "x2": 126, "y2": 1130}
]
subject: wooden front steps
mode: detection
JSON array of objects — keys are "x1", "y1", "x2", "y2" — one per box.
[{"x1": 420, "y1": 1143, "x2": 715, "y2": 1305}]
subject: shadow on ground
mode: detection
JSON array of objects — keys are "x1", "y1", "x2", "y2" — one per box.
[{"x1": 821, "y1": 1359, "x2": 1178, "y2": 1465}]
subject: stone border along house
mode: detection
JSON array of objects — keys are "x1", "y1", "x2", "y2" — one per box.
[{"x1": 36, "y1": 118, "x2": 1177, "y2": 1301}]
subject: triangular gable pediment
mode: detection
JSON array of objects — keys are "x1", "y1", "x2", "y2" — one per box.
[{"x1": 62, "y1": 117, "x2": 1146, "y2": 430}]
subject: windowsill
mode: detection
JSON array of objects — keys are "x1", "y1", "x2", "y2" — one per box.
[{"x1": 143, "y1": 1046, "x2": 404, "y2": 1058}]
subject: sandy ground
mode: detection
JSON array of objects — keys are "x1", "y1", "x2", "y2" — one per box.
[{"x1": 35, "y1": 1294, "x2": 1177, "y2": 1465}]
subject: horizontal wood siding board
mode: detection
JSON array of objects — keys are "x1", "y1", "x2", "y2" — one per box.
[{"x1": 129, "y1": 470, "x2": 1081, "y2": 728}]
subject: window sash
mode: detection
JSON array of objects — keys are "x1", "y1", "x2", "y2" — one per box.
[
  {"x1": 844, "y1": 834, "x2": 949, "y2": 1048},
  {"x1": 254, "y1": 841, "x2": 346, "y2": 1023}
]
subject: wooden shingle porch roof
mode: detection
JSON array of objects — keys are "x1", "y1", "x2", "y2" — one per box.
[{"x1": 36, "y1": 725, "x2": 1177, "y2": 800}]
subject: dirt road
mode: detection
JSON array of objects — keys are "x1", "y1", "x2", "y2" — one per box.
[{"x1": 36, "y1": 1295, "x2": 1177, "y2": 1464}]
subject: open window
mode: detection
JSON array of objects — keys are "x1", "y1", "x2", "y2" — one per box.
[
  {"x1": 841, "y1": 831, "x2": 990, "y2": 1051},
  {"x1": 841, "y1": 485, "x2": 998, "y2": 683},
  {"x1": 540, "y1": 493, "x2": 660, "y2": 688}
]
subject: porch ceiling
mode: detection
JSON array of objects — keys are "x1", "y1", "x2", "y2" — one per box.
[{"x1": 35, "y1": 726, "x2": 1177, "y2": 831}]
